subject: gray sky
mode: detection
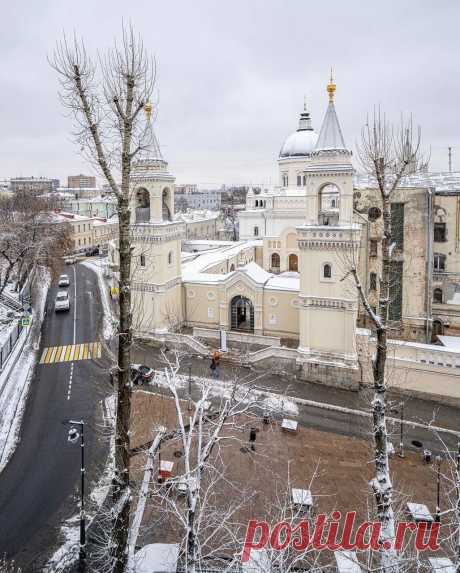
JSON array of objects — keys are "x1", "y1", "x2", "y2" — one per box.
[{"x1": 1, "y1": 0, "x2": 460, "y2": 187}]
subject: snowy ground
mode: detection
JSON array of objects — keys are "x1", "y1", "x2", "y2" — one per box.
[{"x1": 0, "y1": 275, "x2": 49, "y2": 472}]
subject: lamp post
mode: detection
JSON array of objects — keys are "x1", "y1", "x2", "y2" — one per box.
[
  {"x1": 435, "y1": 454, "x2": 442, "y2": 522},
  {"x1": 390, "y1": 401, "x2": 405, "y2": 458},
  {"x1": 398, "y1": 402, "x2": 405, "y2": 458},
  {"x1": 66, "y1": 419, "x2": 86, "y2": 571},
  {"x1": 188, "y1": 362, "x2": 193, "y2": 412}
]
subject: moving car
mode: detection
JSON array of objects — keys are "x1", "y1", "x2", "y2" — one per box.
[
  {"x1": 55, "y1": 291, "x2": 70, "y2": 312},
  {"x1": 58, "y1": 274, "x2": 70, "y2": 287},
  {"x1": 109, "y1": 364, "x2": 155, "y2": 386},
  {"x1": 65, "y1": 257, "x2": 76, "y2": 265}
]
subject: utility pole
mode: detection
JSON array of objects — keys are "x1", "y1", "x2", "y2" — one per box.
[{"x1": 449, "y1": 147, "x2": 453, "y2": 173}]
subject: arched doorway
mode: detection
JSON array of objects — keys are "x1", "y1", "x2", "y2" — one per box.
[
  {"x1": 288, "y1": 254, "x2": 298, "y2": 272},
  {"x1": 432, "y1": 319, "x2": 444, "y2": 343},
  {"x1": 135, "y1": 188, "x2": 150, "y2": 222},
  {"x1": 230, "y1": 296, "x2": 254, "y2": 332}
]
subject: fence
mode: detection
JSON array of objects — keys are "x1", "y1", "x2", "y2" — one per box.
[{"x1": 0, "y1": 320, "x2": 25, "y2": 371}]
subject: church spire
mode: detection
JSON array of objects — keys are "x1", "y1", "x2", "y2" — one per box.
[
  {"x1": 314, "y1": 73, "x2": 347, "y2": 152},
  {"x1": 137, "y1": 101, "x2": 166, "y2": 164}
]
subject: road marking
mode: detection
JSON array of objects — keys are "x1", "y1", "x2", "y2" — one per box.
[{"x1": 39, "y1": 342, "x2": 101, "y2": 364}]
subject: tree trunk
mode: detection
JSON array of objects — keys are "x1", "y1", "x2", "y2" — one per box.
[
  {"x1": 113, "y1": 193, "x2": 132, "y2": 573},
  {"x1": 371, "y1": 192, "x2": 398, "y2": 572}
]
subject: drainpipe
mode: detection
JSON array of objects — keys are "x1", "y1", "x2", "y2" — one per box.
[{"x1": 425, "y1": 187, "x2": 434, "y2": 343}]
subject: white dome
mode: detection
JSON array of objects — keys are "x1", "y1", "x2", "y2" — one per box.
[{"x1": 279, "y1": 129, "x2": 318, "y2": 158}]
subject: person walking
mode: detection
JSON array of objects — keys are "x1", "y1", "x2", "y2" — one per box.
[{"x1": 210, "y1": 350, "x2": 221, "y2": 379}]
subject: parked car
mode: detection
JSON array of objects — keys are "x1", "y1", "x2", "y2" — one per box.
[
  {"x1": 109, "y1": 364, "x2": 154, "y2": 386},
  {"x1": 58, "y1": 274, "x2": 70, "y2": 287},
  {"x1": 55, "y1": 291, "x2": 70, "y2": 312},
  {"x1": 65, "y1": 257, "x2": 76, "y2": 265}
]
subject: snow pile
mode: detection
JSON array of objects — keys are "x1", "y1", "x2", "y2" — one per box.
[
  {"x1": 81, "y1": 258, "x2": 116, "y2": 340},
  {"x1": 0, "y1": 273, "x2": 49, "y2": 473},
  {"x1": 134, "y1": 543, "x2": 179, "y2": 573}
]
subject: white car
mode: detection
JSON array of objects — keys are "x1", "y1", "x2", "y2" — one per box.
[
  {"x1": 58, "y1": 274, "x2": 70, "y2": 287},
  {"x1": 55, "y1": 291, "x2": 70, "y2": 312}
]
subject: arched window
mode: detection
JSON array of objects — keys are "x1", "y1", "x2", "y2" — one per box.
[
  {"x1": 140, "y1": 254, "x2": 146, "y2": 267},
  {"x1": 230, "y1": 264, "x2": 235, "y2": 272},
  {"x1": 254, "y1": 226, "x2": 259, "y2": 237},
  {"x1": 432, "y1": 319, "x2": 444, "y2": 342},
  {"x1": 135, "y1": 188, "x2": 150, "y2": 223},
  {"x1": 168, "y1": 251, "x2": 173, "y2": 265},
  {"x1": 162, "y1": 188, "x2": 172, "y2": 221},
  {"x1": 302, "y1": 175, "x2": 306, "y2": 186},
  {"x1": 319, "y1": 183, "x2": 340, "y2": 225},
  {"x1": 297, "y1": 175, "x2": 302, "y2": 186},
  {"x1": 370, "y1": 272, "x2": 377, "y2": 290},
  {"x1": 433, "y1": 288, "x2": 443, "y2": 304},
  {"x1": 434, "y1": 253, "x2": 446, "y2": 271},
  {"x1": 271, "y1": 252, "x2": 280, "y2": 272},
  {"x1": 255, "y1": 200, "x2": 258, "y2": 207},
  {"x1": 323, "y1": 263, "x2": 332, "y2": 279}
]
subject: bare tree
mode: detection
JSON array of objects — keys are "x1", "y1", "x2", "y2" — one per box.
[
  {"x1": 349, "y1": 110, "x2": 424, "y2": 573},
  {"x1": 51, "y1": 25, "x2": 155, "y2": 572}
]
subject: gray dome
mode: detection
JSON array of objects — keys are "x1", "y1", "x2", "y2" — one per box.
[{"x1": 279, "y1": 129, "x2": 318, "y2": 158}]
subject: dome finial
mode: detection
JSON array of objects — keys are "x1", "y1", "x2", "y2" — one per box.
[
  {"x1": 327, "y1": 68, "x2": 336, "y2": 102},
  {"x1": 144, "y1": 101, "x2": 153, "y2": 122}
]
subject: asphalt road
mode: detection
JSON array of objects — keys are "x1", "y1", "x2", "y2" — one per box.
[
  {"x1": 0, "y1": 263, "x2": 110, "y2": 571},
  {"x1": 132, "y1": 343, "x2": 460, "y2": 456}
]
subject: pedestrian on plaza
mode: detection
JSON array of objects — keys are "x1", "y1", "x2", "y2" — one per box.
[{"x1": 210, "y1": 350, "x2": 220, "y2": 379}]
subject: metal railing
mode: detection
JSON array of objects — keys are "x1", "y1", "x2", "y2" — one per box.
[{"x1": 0, "y1": 321, "x2": 25, "y2": 371}]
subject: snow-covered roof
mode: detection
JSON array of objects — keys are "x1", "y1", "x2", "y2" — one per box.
[
  {"x1": 134, "y1": 543, "x2": 179, "y2": 573},
  {"x1": 266, "y1": 272, "x2": 300, "y2": 292},
  {"x1": 175, "y1": 209, "x2": 220, "y2": 223},
  {"x1": 354, "y1": 171, "x2": 460, "y2": 192},
  {"x1": 242, "y1": 261, "x2": 272, "y2": 283},
  {"x1": 437, "y1": 335, "x2": 460, "y2": 352},
  {"x1": 279, "y1": 129, "x2": 318, "y2": 158},
  {"x1": 315, "y1": 101, "x2": 347, "y2": 152}
]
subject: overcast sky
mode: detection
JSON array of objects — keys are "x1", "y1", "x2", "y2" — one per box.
[{"x1": 1, "y1": 0, "x2": 460, "y2": 188}]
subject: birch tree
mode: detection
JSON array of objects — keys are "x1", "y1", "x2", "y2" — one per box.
[
  {"x1": 351, "y1": 111, "x2": 424, "y2": 572},
  {"x1": 51, "y1": 26, "x2": 155, "y2": 572}
]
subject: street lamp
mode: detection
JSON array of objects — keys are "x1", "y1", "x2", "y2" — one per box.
[
  {"x1": 66, "y1": 419, "x2": 86, "y2": 571},
  {"x1": 435, "y1": 454, "x2": 442, "y2": 522},
  {"x1": 390, "y1": 401, "x2": 405, "y2": 458},
  {"x1": 187, "y1": 361, "x2": 193, "y2": 412}
]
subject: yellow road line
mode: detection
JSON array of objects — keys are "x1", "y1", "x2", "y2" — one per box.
[
  {"x1": 40, "y1": 349, "x2": 48, "y2": 364},
  {"x1": 54, "y1": 346, "x2": 64, "y2": 362},
  {"x1": 64, "y1": 345, "x2": 73, "y2": 362},
  {"x1": 83, "y1": 344, "x2": 89, "y2": 360},
  {"x1": 43, "y1": 347, "x2": 54, "y2": 364}
]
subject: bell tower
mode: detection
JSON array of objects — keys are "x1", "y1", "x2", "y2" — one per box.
[
  {"x1": 297, "y1": 76, "x2": 361, "y2": 384},
  {"x1": 130, "y1": 103, "x2": 185, "y2": 334}
]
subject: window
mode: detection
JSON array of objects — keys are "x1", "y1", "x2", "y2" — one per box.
[
  {"x1": 282, "y1": 174, "x2": 288, "y2": 187},
  {"x1": 434, "y1": 253, "x2": 446, "y2": 271},
  {"x1": 271, "y1": 252, "x2": 280, "y2": 271},
  {"x1": 370, "y1": 240, "x2": 378, "y2": 257},
  {"x1": 389, "y1": 261, "x2": 403, "y2": 321},
  {"x1": 323, "y1": 263, "x2": 332, "y2": 279},
  {"x1": 391, "y1": 203, "x2": 405, "y2": 251},
  {"x1": 140, "y1": 254, "x2": 146, "y2": 267},
  {"x1": 302, "y1": 175, "x2": 306, "y2": 186},
  {"x1": 370, "y1": 272, "x2": 377, "y2": 291},
  {"x1": 434, "y1": 222, "x2": 446, "y2": 242},
  {"x1": 433, "y1": 288, "x2": 443, "y2": 304},
  {"x1": 168, "y1": 251, "x2": 173, "y2": 265},
  {"x1": 254, "y1": 226, "x2": 259, "y2": 237},
  {"x1": 297, "y1": 175, "x2": 302, "y2": 186},
  {"x1": 78, "y1": 225, "x2": 80, "y2": 233}
]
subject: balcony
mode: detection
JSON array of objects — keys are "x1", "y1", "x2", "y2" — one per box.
[{"x1": 135, "y1": 207, "x2": 150, "y2": 223}]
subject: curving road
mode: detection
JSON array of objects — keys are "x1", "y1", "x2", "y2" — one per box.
[{"x1": 0, "y1": 262, "x2": 110, "y2": 571}]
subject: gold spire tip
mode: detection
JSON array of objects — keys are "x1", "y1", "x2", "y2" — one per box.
[
  {"x1": 327, "y1": 69, "x2": 336, "y2": 102},
  {"x1": 144, "y1": 101, "x2": 153, "y2": 121}
]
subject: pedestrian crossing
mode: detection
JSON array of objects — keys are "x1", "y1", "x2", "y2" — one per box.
[{"x1": 39, "y1": 342, "x2": 102, "y2": 365}]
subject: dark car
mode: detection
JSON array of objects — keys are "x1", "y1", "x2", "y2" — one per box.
[{"x1": 110, "y1": 364, "x2": 154, "y2": 386}]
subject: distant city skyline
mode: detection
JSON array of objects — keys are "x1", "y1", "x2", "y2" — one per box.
[{"x1": 1, "y1": 0, "x2": 460, "y2": 186}]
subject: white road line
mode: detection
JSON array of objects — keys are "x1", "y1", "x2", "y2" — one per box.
[{"x1": 67, "y1": 265, "x2": 78, "y2": 401}]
